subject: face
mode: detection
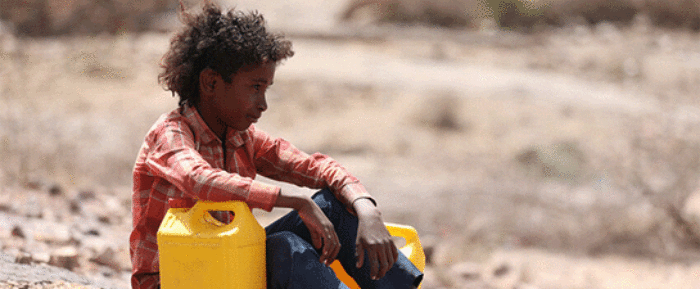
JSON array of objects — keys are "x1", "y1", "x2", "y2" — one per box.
[{"x1": 199, "y1": 62, "x2": 276, "y2": 136}]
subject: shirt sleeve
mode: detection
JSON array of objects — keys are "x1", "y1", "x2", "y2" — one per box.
[
  {"x1": 144, "y1": 119, "x2": 280, "y2": 211},
  {"x1": 249, "y1": 126, "x2": 373, "y2": 209}
]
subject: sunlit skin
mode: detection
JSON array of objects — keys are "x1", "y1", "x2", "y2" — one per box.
[{"x1": 196, "y1": 61, "x2": 399, "y2": 281}]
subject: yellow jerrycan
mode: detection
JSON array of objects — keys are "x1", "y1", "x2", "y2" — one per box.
[
  {"x1": 330, "y1": 222, "x2": 426, "y2": 289},
  {"x1": 157, "y1": 200, "x2": 266, "y2": 289}
]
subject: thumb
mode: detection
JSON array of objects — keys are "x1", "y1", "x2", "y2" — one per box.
[{"x1": 355, "y1": 242, "x2": 364, "y2": 268}]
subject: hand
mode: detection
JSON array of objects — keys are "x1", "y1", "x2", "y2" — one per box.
[
  {"x1": 297, "y1": 199, "x2": 341, "y2": 266},
  {"x1": 274, "y1": 190, "x2": 340, "y2": 266},
  {"x1": 353, "y1": 198, "x2": 398, "y2": 280}
]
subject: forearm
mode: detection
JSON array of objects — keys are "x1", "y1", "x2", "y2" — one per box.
[
  {"x1": 147, "y1": 155, "x2": 280, "y2": 210},
  {"x1": 274, "y1": 189, "x2": 314, "y2": 211}
]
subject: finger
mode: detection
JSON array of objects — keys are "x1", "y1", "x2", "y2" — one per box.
[
  {"x1": 368, "y1": 247, "x2": 379, "y2": 280},
  {"x1": 391, "y1": 242, "x2": 399, "y2": 264},
  {"x1": 385, "y1": 241, "x2": 398, "y2": 270},
  {"x1": 355, "y1": 242, "x2": 364, "y2": 268},
  {"x1": 376, "y1": 243, "x2": 391, "y2": 279},
  {"x1": 372, "y1": 244, "x2": 387, "y2": 279},
  {"x1": 311, "y1": 230, "x2": 323, "y2": 250},
  {"x1": 327, "y1": 232, "x2": 341, "y2": 265},
  {"x1": 320, "y1": 232, "x2": 334, "y2": 265}
]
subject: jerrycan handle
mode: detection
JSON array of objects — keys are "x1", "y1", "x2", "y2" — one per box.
[
  {"x1": 385, "y1": 222, "x2": 419, "y2": 245},
  {"x1": 190, "y1": 200, "x2": 253, "y2": 228},
  {"x1": 385, "y1": 222, "x2": 425, "y2": 272}
]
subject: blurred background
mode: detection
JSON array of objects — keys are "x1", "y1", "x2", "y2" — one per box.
[{"x1": 3, "y1": 0, "x2": 700, "y2": 288}]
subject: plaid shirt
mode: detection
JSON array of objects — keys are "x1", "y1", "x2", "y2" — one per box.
[{"x1": 130, "y1": 105, "x2": 372, "y2": 289}]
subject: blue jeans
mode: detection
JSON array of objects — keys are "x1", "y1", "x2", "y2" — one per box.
[{"x1": 265, "y1": 189, "x2": 423, "y2": 289}]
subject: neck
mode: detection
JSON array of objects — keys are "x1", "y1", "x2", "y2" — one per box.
[{"x1": 194, "y1": 103, "x2": 226, "y2": 141}]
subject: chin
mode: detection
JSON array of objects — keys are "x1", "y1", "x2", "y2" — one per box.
[{"x1": 231, "y1": 123, "x2": 252, "y2": 131}]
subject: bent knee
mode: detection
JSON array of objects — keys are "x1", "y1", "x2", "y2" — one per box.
[{"x1": 266, "y1": 231, "x2": 315, "y2": 256}]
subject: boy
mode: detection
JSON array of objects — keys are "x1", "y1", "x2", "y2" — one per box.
[{"x1": 130, "y1": 2, "x2": 423, "y2": 289}]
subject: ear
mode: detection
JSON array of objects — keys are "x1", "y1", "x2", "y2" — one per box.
[{"x1": 199, "y1": 68, "x2": 221, "y2": 98}]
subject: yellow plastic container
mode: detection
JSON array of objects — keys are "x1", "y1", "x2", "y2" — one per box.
[
  {"x1": 157, "y1": 201, "x2": 266, "y2": 289},
  {"x1": 330, "y1": 223, "x2": 426, "y2": 289}
]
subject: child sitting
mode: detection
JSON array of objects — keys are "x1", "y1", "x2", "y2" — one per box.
[{"x1": 129, "y1": 2, "x2": 423, "y2": 288}]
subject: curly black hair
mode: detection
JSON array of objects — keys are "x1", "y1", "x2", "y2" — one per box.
[{"x1": 159, "y1": 2, "x2": 294, "y2": 107}]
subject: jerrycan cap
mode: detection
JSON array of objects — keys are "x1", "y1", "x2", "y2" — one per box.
[{"x1": 168, "y1": 198, "x2": 197, "y2": 209}]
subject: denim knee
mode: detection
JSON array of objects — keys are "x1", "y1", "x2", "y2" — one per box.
[
  {"x1": 266, "y1": 231, "x2": 349, "y2": 289},
  {"x1": 311, "y1": 188, "x2": 345, "y2": 216},
  {"x1": 266, "y1": 231, "x2": 312, "y2": 265},
  {"x1": 267, "y1": 232, "x2": 306, "y2": 289}
]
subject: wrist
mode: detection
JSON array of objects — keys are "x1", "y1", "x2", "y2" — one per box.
[
  {"x1": 353, "y1": 198, "x2": 380, "y2": 219},
  {"x1": 275, "y1": 190, "x2": 313, "y2": 211}
]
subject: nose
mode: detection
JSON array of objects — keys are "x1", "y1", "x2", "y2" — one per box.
[{"x1": 257, "y1": 94, "x2": 268, "y2": 112}]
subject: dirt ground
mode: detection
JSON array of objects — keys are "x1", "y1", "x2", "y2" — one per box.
[{"x1": 3, "y1": 0, "x2": 700, "y2": 288}]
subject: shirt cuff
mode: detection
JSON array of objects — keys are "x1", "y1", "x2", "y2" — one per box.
[
  {"x1": 339, "y1": 182, "x2": 375, "y2": 209},
  {"x1": 247, "y1": 181, "x2": 280, "y2": 212}
]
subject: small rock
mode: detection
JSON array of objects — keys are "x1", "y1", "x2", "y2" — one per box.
[
  {"x1": 0, "y1": 200, "x2": 11, "y2": 212},
  {"x1": 85, "y1": 229, "x2": 101, "y2": 236},
  {"x1": 25, "y1": 179, "x2": 43, "y2": 190},
  {"x1": 97, "y1": 215, "x2": 112, "y2": 225},
  {"x1": 78, "y1": 191, "x2": 96, "y2": 200},
  {"x1": 484, "y1": 258, "x2": 523, "y2": 289},
  {"x1": 90, "y1": 247, "x2": 132, "y2": 271},
  {"x1": 48, "y1": 183, "x2": 63, "y2": 196},
  {"x1": 450, "y1": 261, "x2": 483, "y2": 281},
  {"x1": 14, "y1": 252, "x2": 32, "y2": 264},
  {"x1": 31, "y1": 252, "x2": 51, "y2": 264},
  {"x1": 49, "y1": 246, "x2": 80, "y2": 270},
  {"x1": 11, "y1": 225, "x2": 25, "y2": 239},
  {"x1": 69, "y1": 199, "x2": 82, "y2": 214},
  {"x1": 34, "y1": 223, "x2": 72, "y2": 245},
  {"x1": 90, "y1": 247, "x2": 117, "y2": 268},
  {"x1": 493, "y1": 263, "x2": 510, "y2": 277}
]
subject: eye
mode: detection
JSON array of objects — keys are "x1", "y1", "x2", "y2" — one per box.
[{"x1": 252, "y1": 84, "x2": 262, "y2": 91}]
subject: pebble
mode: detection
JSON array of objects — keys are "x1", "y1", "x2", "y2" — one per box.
[
  {"x1": 15, "y1": 252, "x2": 32, "y2": 264},
  {"x1": 77, "y1": 191, "x2": 96, "y2": 201},
  {"x1": 34, "y1": 223, "x2": 72, "y2": 245},
  {"x1": 11, "y1": 226, "x2": 25, "y2": 239},
  {"x1": 48, "y1": 184, "x2": 63, "y2": 196},
  {"x1": 49, "y1": 246, "x2": 79, "y2": 271},
  {"x1": 69, "y1": 199, "x2": 82, "y2": 215},
  {"x1": 484, "y1": 258, "x2": 524, "y2": 289},
  {"x1": 31, "y1": 252, "x2": 51, "y2": 264},
  {"x1": 90, "y1": 248, "x2": 117, "y2": 269},
  {"x1": 450, "y1": 261, "x2": 483, "y2": 281}
]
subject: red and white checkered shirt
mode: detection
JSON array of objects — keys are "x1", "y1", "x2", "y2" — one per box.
[{"x1": 130, "y1": 105, "x2": 372, "y2": 289}]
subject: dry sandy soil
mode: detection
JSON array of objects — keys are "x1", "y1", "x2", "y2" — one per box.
[{"x1": 3, "y1": 0, "x2": 700, "y2": 288}]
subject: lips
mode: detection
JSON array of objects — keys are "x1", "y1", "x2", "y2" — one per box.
[{"x1": 247, "y1": 114, "x2": 260, "y2": 122}]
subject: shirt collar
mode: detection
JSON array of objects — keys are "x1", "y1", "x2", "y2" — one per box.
[
  {"x1": 226, "y1": 127, "x2": 248, "y2": 148},
  {"x1": 181, "y1": 105, "x2": 249, "y2": 148}
]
